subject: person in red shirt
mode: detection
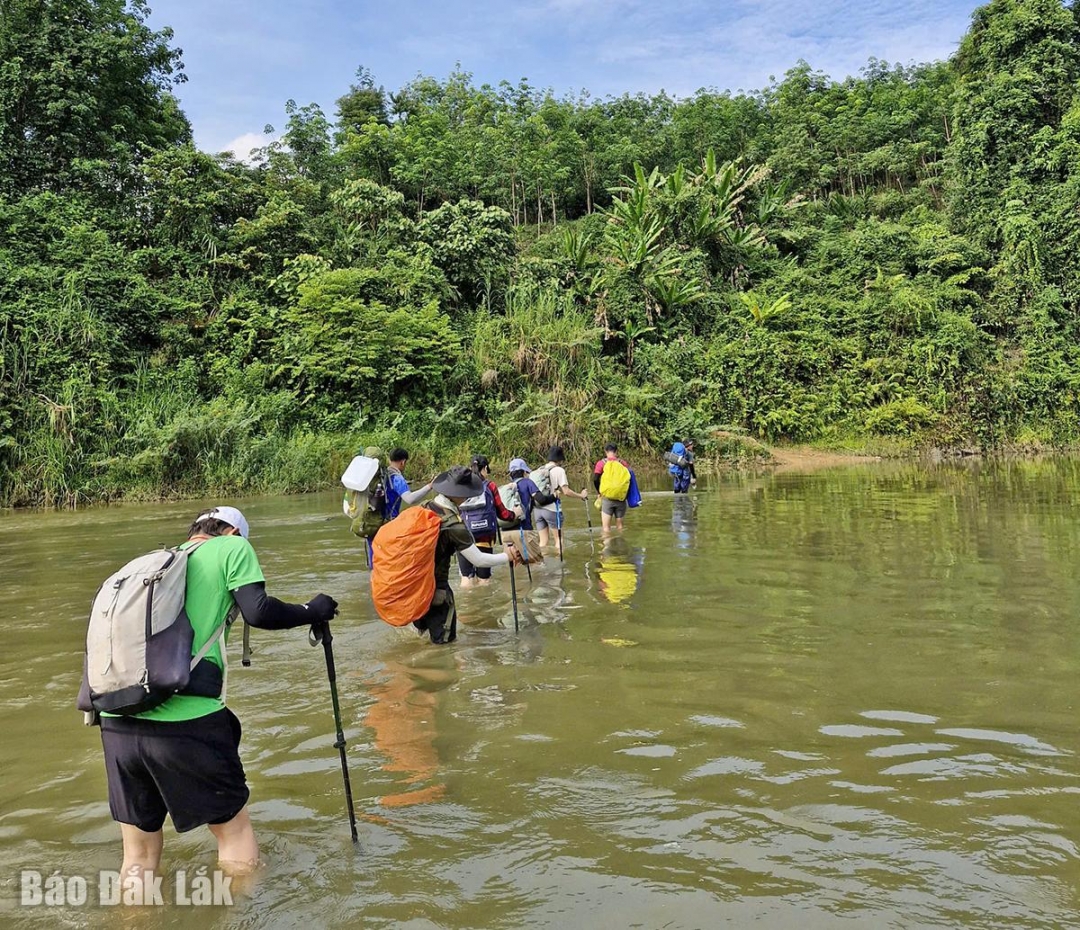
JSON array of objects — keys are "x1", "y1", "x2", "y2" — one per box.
[{"x1": 593, "y1": 443, "x2": 631, "y2": 533}]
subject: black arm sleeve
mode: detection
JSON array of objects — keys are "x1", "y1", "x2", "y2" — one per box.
[
  {"x1": 232, "y1": 582, "x2": 311, "y2": 631},
  {"x1": 593, "y1": 472, "x2": 602, "y2": 492}
]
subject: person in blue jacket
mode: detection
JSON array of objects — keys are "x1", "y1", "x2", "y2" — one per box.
[
  {"x1": 669, "y1": 440, "x2": 697, "y2": 494},
  {"x1": 386, "y1": 448, "x2": 433, "y2": 518}
]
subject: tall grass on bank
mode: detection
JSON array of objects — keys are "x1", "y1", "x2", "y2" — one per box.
[
  {"x1": 0, "y1": 363, "x2": 464, "y2": 508},
  {"x1": 471, "y1": 282, "x2": 663, "y2": 457}
]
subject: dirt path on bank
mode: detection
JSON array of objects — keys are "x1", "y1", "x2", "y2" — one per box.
[{"x1": 765, "y1": 446, "x2": 883, "y2": 472}]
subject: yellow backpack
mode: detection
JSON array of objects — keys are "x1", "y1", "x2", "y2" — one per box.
[{"x1": 599, "y1": 460, "x2": 631, "y2": 501}]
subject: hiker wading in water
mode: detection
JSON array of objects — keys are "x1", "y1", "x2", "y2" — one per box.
[
  {"x1": 93, "y1": 507, "x2": 338, "y2": 885},
  {"x1": 669, "y1": 440, "x2": 697, "y2": 494},
  {"x1": 386, "y1": 447, "x2": 433, "y2": 518},
  {"x1": 529, "y1": 445, "x2": 588, "y2": 557},
  {"x1": 593, "y1": 443, "x2": 633, "y2": 534},
  {"x1": 414, "y1": 466, "x2": 525, "y2": 643},
  {"x1": 458, "y1": 455, "x2": 517, "y2": 588}
]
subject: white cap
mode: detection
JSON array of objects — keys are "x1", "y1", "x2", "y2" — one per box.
[{"x1": 194, "y1": 506, "x2": 250, "y2": 539}]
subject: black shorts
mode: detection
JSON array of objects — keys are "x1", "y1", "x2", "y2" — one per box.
[{"x1": 100, "y1": 708, "x2": 249, "y2": 833}]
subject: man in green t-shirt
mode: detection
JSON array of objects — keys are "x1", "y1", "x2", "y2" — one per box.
[{"x1": 98, "y1": 506, "x2": 338, "y2": 884}]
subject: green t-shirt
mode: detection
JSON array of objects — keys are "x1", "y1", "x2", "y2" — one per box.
[{"x1": 116, "y1": 534, "x2": 265, "y2": 723}]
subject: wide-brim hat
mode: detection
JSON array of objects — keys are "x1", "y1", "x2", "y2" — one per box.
[{"x1": 432, "y1": 466, "x2": 486, "y2": 499}]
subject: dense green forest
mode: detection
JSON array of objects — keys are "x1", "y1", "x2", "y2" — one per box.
[{"x1": 2, "y1": 0, "x2": 1080, "y2": 506}]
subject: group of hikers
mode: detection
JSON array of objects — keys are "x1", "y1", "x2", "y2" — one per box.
[
  {"x1": 355, "y1": 442, "x2": 660, "y2": 644},
  {"x1": 77, "y1": 438, "x2": 699, "y2": 888}
]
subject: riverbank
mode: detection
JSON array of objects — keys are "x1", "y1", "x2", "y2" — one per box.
[
  {"x1": 5, "y1": 425, "x2": 1067, "y2": 512},
  {"x1": 0, "y1": 436, "x2": 906, "y2": 512},
  {"x1": 767, "y1": 446, "x2": 883, "y2": 472}
]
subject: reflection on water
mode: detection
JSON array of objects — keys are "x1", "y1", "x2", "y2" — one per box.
[
  {"x1": 589, "y1": 536, "x2": 645, "y2": 606},
  {"x1": 361, "y1": 651, "x2": 451, "y2": 808},
  {"x1": 671, "y1": 494, "x2": 697, "y2": 549},
  {"x1": 4, "y1": 461, "x2": 1080, "y2": 928}
]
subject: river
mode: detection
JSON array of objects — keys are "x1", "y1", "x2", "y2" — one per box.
[{"x1": 2, "y1": 460, "x2": 1079, "y2": 928}]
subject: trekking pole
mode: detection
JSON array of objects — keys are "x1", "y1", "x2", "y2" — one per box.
[
  {"x1": 498, "y1": 524, "x2": 519, "y2": 630},
  {"x1": 309, "y1": 620, "x2": 359, "y2": 845},
  {"x1": 518, "y1": 527, "x2": 533, "y2": 582},
  {"x1": 583, "y1": 495, "x2": 594, "y2": 537},
  {"x1": 555, "y1": 499, "x2": 564, "y2": 563},
  {"x1": 509, "y1": 560, "x2": 520, "y2": 632}
]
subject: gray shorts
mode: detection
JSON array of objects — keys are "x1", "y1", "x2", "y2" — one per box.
[
  {"x1": 601, "y1": 497, "x2": 627, "y2": 518},
  {"x1": 534, "y1": 506, "x2": 560, "y2": 530}
]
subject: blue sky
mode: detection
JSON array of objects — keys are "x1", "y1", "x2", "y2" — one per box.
[{"x1": 146, "y1": 0, "x2": 981, "y2": 159}]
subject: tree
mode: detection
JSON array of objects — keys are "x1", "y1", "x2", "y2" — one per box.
[
  {"x1": 276, "y1": 266, "x2": 459, "y2": 417},
  {"x1": 0, "y1": 0, "x2": 189, "y2": 194},
  {"x1": 947, "y1": 0, "x2": 1080, "y2": 248},
  {"x1": 335, "y1": 65, "x2": 389, "y2": 139},
  {"x1": 417, "y1": 198, "x2": 515, "y2": 307}
]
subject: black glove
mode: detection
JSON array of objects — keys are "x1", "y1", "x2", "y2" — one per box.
[{"x1": 305, "y1": 594, "x2": 339, "y2": 623}]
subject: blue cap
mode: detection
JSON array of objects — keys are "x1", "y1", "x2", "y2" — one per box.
[{"x1": 508, "y1": 458, "x2": 531, "y2": 473}]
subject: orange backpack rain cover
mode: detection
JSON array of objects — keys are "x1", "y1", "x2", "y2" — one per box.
[{"x1": 371, "y1": 507, "x2": 443, "y2": 626}]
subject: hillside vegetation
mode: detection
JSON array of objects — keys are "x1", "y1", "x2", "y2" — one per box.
[{"x1": 3, "y1": 0, "x2": 1079, "y2": 505}]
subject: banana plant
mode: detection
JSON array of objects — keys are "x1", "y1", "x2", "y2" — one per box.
[
  {"x1": 754, "y1": 178, "x2": 800, "y2": 227},
  {"x1": 649, "y1": 273, "x2": 706, "y2": 317},
  {"x1": 560, "y1": 226, "x2": 596, "y2": 275},
  {"x1": 560, "y1": 226, "x2": 601, "y2": 301},
  {"x1": 724, "y1": 224, "x2": 768, "y2": 283},
  {"x1": 739, "y1": 291, "x2": 793, "y2": 327},
  {"x1": 611, "y1": 318, "x2": 657, "y2": 370},
  {"x1": 605, "y1": 211, "x2": 666, "y2": 276}
]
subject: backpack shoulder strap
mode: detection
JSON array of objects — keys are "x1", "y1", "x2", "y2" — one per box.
[
  {"x1": 179, "y1": 536, "x2": 237, "y2": 669},
  {"x1": 439, "y1": 508, "x2": 463, "y2": 528},
  {"x1": 190, "y1": 601, "x2": 242, "y2": 702},
  {"x1": 189, "y1": 602, "x2": 240, "y2": 671}
]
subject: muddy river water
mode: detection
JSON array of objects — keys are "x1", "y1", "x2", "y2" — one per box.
[{"x1": 2, "y1": 460, "x2": 1079, "y2": 928}]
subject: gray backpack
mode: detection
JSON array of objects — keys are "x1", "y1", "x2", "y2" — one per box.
[
  {"x1": 77, "y1": 541, "x2": 238, "y2": 721},
  {"x1": 531, "y1": 464, "x2": 553, "y2": 496},
  {"x1": 497, "y1": 481, "x2": 525, "y2": 521},
  {"x1": 529, "y1": 463, "x2": 557, "y2": 507}
]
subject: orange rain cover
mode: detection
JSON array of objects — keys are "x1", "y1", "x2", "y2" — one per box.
[{"x1": 371, "y1": 507, "x2": 443, "y2": 626}]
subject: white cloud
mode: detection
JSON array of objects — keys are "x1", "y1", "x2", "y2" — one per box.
[{"x1": 218, "y1": 131, "x2": 274, "y2": 164}]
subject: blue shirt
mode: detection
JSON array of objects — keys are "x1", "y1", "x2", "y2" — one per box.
[
  {"x1": 516, "y1": 477, "x2": 540, "y2": 529},
  {"x1": 386, "y1": 470, "x2": 411, "y2": 519}
]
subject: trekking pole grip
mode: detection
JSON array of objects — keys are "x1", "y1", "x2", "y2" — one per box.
[{"x1": 309, "y1": 620, "x2": 332, "y2": 647}]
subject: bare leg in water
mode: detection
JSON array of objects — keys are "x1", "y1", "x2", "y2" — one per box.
[
  {"x1": 208, "y1": 806, "x2": 260, "y2": 872},
  {"x1": 118, "y1": 823, "x2": 163, "y2": 889}
]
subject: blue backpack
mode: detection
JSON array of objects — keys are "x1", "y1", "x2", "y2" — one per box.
[
  {"x1": 461, "y1": 486, "x2": 498, "y2": 539},
  {"x1": 665, "y1": 442, "x2": 689, "y2": 475}
]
